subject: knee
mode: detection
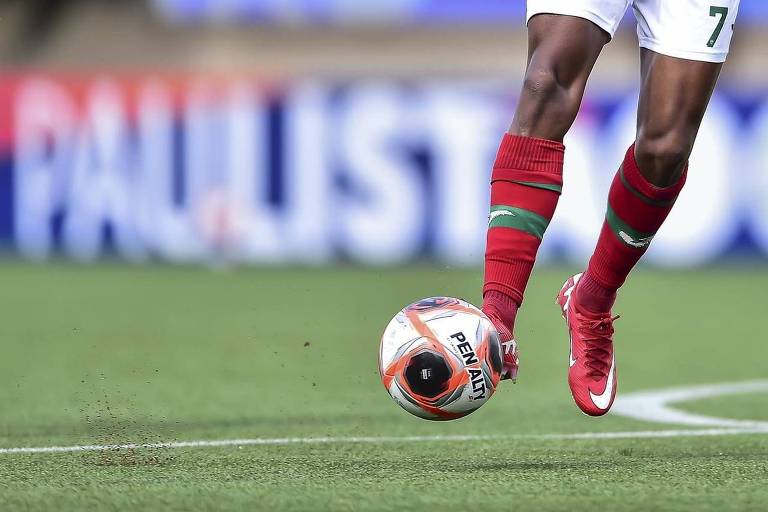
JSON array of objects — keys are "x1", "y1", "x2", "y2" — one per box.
[
  {"x1": 515, "y1": 65, "x2": 582, "y2": 139},
  {"x1": 521, "y1": 66, "x2": 562, "y2": 104},
  {"x1": 634, "y1": 133, "x2": 692, "y2": 187},
  {"x1": 521, "y1": 65, "x2": 584, "y2": 119}
]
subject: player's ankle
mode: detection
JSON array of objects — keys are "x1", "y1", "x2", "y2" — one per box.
[
  {"x1": 575, "y1": 271, "x2": 616, "y2": 315},
  {"x1": 482, "y1": 290, "x2": 519, "y2": 334}
]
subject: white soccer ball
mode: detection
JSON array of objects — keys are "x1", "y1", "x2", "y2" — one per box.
[{"x1": 379, "y1": 297, "x2": 503, "y2": 421}]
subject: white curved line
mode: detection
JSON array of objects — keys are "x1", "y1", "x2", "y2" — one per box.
[{"x1": 613, "y1": 380, "x2": 768, "y2": 428}]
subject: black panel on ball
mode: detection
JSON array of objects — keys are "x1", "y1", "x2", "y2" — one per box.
[
  {"x1": 404, "y1": 351, "x2": 452, "y2": 398},
  {"x1": 487, "y1": 330, "x2": 503, "y2": 375}
]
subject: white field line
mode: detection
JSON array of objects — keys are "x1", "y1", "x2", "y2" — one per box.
[
  {"x1": 612, "y1": 380, "x2": 768, "y2": 428},
  {"x1": 3, "y1": 427, "x2": 768, "y2": 455},
  {"x1": 3, "y1": 380, "x2": 767, "y2": 456}
]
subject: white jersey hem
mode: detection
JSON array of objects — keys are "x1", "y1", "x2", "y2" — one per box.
[
  {"x1": 638, "y1": 37, "x2": 728, "y2": 64},
  {"x1": 526, "y1": 8, "x2": 617, "y2": 38}
]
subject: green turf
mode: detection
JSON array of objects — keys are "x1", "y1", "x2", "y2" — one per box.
[
  {"x1": 1, "y1": 262, "x2": 767, "y2": 511},
  {"x1": 679, "y1": 392, "x2": 768, "y2": 421}
]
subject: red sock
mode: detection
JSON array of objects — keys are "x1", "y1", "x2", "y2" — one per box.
[
  {"x1": 483, "y1": 134, "x2": 565, "y2": 333},
  {"x1": 578, "y1": 144, "x2": 687, "y2": 313}
]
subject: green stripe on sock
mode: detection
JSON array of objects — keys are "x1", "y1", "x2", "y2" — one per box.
[
  {"x1": 488, "y1": 205, "x2": 550, "y2": 239},
  {"x1": 619, "y1": 167, "x2": 675, "y2": 207},
  {"x1": 512, "y1": 181, "x2": 563, "y2": 194},
  {"x1": 605, "y1": 206, "x2": 656, "y2": 249}
]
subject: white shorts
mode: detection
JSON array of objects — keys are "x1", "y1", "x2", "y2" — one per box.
[{"x1": 527, "y1": 0, "x2": 740, "y2": 63}]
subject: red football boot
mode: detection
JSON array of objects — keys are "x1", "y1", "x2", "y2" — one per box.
[
  {"x1": 482, "y1": 305, "x2": 520, "y2": 383},
  {"x1": 556, "y1": 273, "x2": 619, "y2": 416}
]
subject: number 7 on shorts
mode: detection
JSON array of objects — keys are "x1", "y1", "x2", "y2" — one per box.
[{"x1": 707, "y1": 6, "x2": 729, "y2": 47}]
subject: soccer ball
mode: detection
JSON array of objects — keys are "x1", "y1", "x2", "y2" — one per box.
[{"x1": 378, "y1": 297, "x2": 503, "y2": 421}]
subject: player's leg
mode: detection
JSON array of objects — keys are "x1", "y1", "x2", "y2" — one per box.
[
  {"x1": 561, "y1": 0, "x2": 740, "y2": 415},
  {"x1": 508, "y1": 15, "x2": 610, "y2": 140},
  {"x1": 579, "y1": 0, "x2": 740, "y2": 312},
  {"x1": 578, "y1": 51, "x2": 723, "y2": 313},
  {"x1": 482, "y1": 12, "x2": 613, "y2": 381},
  {"x1": 558, "y1": 53, "x2": 723, "y2": 415},
  {"x1": 483, "y1": 12, "x2": 610, "y2": 379}
]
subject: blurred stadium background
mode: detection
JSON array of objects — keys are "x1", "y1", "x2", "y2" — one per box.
[{"x1": 1, "y1": 0, "x2": 767, "y2": 267}]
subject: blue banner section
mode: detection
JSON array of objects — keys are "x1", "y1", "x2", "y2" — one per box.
[
  {"x1": 152, "y1": 0, "x2": 766, "y2": 24},
  {"x1": 2, "y1": 75, "x2": 768, "y2": 266}
]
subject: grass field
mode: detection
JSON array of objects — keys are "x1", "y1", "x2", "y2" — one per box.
[{"x1": 1, "y1": 262, "x2": 767, "y2": 511}]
